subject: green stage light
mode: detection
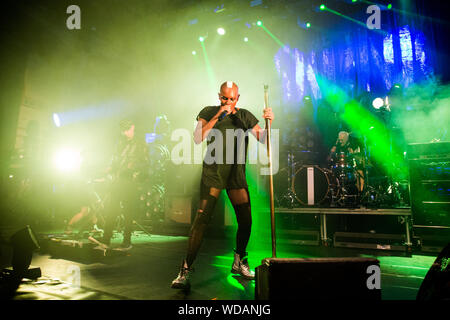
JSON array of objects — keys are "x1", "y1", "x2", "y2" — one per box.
[
  {"x1": 192, "y1": 50, "x2": 196, "y2": 55},
  {"x1": 217, "y1": 27, "x2": 225, "y2": 35},
  {"x1": 199, "y1": 36, "x2": 205, "y2": 42},
  {"x1": 320, "y1": 4, "x2": 326, "y2": 11},
  {"x1": 306, "y1": 22, "x2": 311, "y2": 28},
  {"x1": 387, "y1": 4, "x2": 392, "y2": 10},
  {"x1": 256, "y1": 20, "x2": 263, "y2": 26},
  {"x1": 352, "y1": 0, "x2": 358, "y2": 3},
  {"x1": 199, "y1": 37, "x2": 216, "y2": 91},
  {"x1": 317, "y1": 75, "x2": 407, "y2": 180},
  {"x1": 244, "y1": 37, "x2": 249, "y2": 42},
  {"x1": 257, "y1": 20, "x2": 286, "y2": 48}
]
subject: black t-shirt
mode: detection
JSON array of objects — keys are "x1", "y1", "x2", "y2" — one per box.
[
  {"x1": 197, "y1": 106, "x2": 259, "y2": 189},
  {"x1": 334, "y1": 142, "x2": 352, "y2": 155}
]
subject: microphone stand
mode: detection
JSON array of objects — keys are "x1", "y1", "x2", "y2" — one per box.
[{"x1": 264, "y1": 85, "x2": 276, "y2": 258}]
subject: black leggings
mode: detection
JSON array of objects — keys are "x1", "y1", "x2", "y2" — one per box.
[{"x1": 185, "y1": 187, "x2": 252, "y2": 267}]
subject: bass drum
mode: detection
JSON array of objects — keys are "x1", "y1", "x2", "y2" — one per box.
[{"x1": 292, "y1": 165, "x2": 339, "y2": 206}]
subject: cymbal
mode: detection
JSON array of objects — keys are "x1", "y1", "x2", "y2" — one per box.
[{"x1": 285, "y1": 149, "x2": 320, "y2": 156}]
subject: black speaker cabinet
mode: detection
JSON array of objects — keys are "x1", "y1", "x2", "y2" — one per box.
[
  {"x1": 407, "y1": 142, "x2": 450, "y2": 227},
  {"x1": 255, "y1": 257, "x2": 381, "y2": 300}
]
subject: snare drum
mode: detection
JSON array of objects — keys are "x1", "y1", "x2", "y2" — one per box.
[{"x1": 292, "y1": 165, "x2": 339, "y2": 206}]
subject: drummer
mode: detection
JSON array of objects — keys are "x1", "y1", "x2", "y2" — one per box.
[
  {"x1": 330, "y1": 131, "x2": 353, "y2": 154},
  {"x1": 329, "y1": 131, "x2": 364, "y2": 192}
]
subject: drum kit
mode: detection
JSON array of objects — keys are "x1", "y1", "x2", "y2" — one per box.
[{"x1": 276, "y1": 136, "x2": 409, "y2": 208}]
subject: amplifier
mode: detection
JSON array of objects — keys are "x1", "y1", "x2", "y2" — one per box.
[
  {"x1": 408, "y1": 142, "x2": 450, "y2": 227},
  {"x1": 407, "y1": 141, "x2": 450, "y2": 160},
  {"x1": 164, "y1": 195, "x2": 192, "y2": 224}
]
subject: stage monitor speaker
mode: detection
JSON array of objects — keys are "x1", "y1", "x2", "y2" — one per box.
[
  {"x1": 255, "y1": 257, "x2": 381, "y2": 300},
  {"x1": 10, "y1": 225, "x2": 40, "y2": 275},
  {"x1": 416, "y1": 242, "x2": 450, "y2": 300}
]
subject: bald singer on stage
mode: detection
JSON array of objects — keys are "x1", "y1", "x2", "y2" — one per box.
[{"x1": 171, "y1": 81, "x2": 274, "y2": 290}]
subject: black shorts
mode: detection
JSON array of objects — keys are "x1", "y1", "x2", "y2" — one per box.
[{"x1": 200, "y1": 163, "x2": 248, "y2": 199}]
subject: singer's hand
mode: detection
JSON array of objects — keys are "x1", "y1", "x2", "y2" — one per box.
[
  {"x1": 219, "y1": 104, "x2": 232, "y2": 115},
  {"x1": 263, "y1": 108, "x2": 274, "y2": 121}
]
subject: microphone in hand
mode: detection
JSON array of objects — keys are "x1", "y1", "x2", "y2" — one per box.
[
  {"x1": 218, "y1": 111, "x2": 227, "y2": 121},
  {"x1": 218, "y1": 106, "x2": 231, "y2": 121}
]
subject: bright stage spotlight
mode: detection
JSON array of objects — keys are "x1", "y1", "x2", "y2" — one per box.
[
  {"x1": 53, "y1": 113, "x2": 61, "y2": 127},
  {"x1": 199, "y1": 36, "x2": 205, "y2": 42},
  {"x1": 372, "y1": 97, "x2": 385, "y2": 110},
  {"x1": 53, "y1": 148, "x2": 82, "y2": 173},
  {"x1": 217, "y1": 27, "x2": 226, "y2": 35},
  {"x1": 244, "y1": 37, "x2": 249, "y2": 42},
  {"x1": 192, "y1": 50, "x2": 197, "y2": 55},
  {"x1": 306, "y1": 22, "x2": 311, "y2": 28},
  {"x1": 320, "y1": 4, "x2": 326, "y2": 11},
  {"x1": 387, "y1": 4, "x2": 392, "y2": 10},
  {"x1": 256, "y1": 20, "x2": 263, "y2": 27}
]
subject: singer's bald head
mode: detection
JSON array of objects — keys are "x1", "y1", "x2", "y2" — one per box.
[
  {"x1": 220, "y1": 81, "x2": 238, "y2": 93},
  {"x1": 218, "y1": 81, "x2": 240, "y2": 108}
]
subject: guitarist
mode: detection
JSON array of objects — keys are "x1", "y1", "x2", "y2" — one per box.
[{"x1": 98, "y1": 119, "x2": 150, "y2": 250}]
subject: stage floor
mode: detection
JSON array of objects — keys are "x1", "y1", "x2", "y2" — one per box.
[{"x1": 0, "y1": 229, "x2": 438, "y2": 301}]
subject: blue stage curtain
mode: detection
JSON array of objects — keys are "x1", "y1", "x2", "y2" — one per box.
[{"x1": 274, "y1": 1, "x2": 440, "y2": 113}]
